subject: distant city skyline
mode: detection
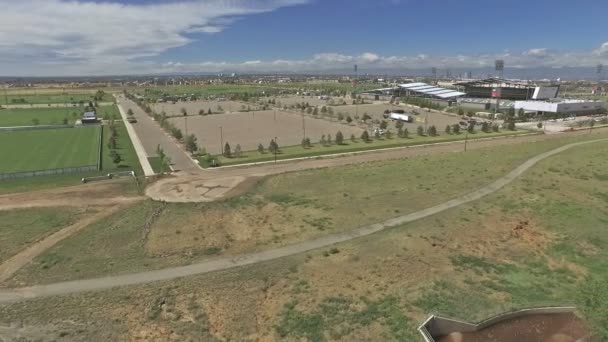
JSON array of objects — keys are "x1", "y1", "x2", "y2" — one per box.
[{"x1": 0, "y1": 0, "x2": 607, "y2": 76}]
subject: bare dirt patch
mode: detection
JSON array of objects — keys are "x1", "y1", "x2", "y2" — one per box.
[{"x1": 168, "y1": 109, "x2": 363, "y2": 154}]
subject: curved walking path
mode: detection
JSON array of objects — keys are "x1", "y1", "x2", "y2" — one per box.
[{"x1": 0, "y1": 138, "x2": 606, "y2": 304}]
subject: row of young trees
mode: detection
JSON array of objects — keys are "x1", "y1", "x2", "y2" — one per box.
[{"x1": 106, "y1": 122, "x2": 123, "y2": 166}]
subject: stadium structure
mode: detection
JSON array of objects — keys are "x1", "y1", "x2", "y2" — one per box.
[{"x1": 361, "y1": 83, "x2": 466, "y2": 100}]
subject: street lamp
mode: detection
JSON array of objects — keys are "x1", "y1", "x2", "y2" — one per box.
[{"x1": 464, "y1": 129, "x2": 469, "y2": 152}]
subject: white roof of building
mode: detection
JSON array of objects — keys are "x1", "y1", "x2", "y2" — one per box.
[{"x1": 398, "y1": 82, "x2": 466, "y2": 99}]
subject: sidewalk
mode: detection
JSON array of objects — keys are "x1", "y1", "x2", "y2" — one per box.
[{"x1": 114, "y1": 96, "x2": 155, "y2": 177}]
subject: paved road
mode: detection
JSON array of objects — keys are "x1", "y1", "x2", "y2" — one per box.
[
  {"x1": 115, "y1": 95, "x2": 200, "y2": 173},
  {"x1": 1, "y1": 137, "x2": 605, "y2": 304}
]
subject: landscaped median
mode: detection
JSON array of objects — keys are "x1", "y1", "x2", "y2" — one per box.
[{"x1": 199, "y1": 129, "x2": 533, "y2": 167}]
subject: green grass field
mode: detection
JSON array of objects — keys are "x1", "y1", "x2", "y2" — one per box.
[
  {"x1": 0, "y1": 105, "x2": 120, "y2": 127},
  {"x1": 205, "y1": 129, "x2": 530, "y2": 167},
  {"x1": 0, "y1": 93, "x2": 114, "y2": 105},
  {"x1": 0, "y1": 126, "x2": 100, "y2": 173},
  {"x1": 0, "y1": 207, "x2": 88, "y2": 263}
]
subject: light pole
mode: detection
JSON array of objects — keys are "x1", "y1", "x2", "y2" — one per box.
[
  {"x1": 219, "y1": 126, "x2": 224, "y2": 156},
  {"x1": 464, "y1": 130, "x2": 469, "y2": 152},
  {"x1": 184, "y1": 116, "x2": 188, "y2": 137},
  {"x1": 302, "y1": 112, "x2": 306, "y2": 140}
]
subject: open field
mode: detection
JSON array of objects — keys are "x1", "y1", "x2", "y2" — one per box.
[
  {"x1": 6, "y1": 132, "x2": 606, "y2": 287},
  {"x1": 0, "y1": 207, "x2": 86, "y2": 263},
  {"x1": 169, "y1": 109, "x2": 364, "y2": 155},
  {"x1": 0, "y1": 126, "x2": 100, "y2": 173},
  {"x1": 152, "y1": 100, "x2": 260, "y2": 117},
  {"x1": 99, "y1": 123, "x2": 144, "y2": 174},
  {"x1": 0, "y1": 93, "x2": 113, "y2": 105},
  {"x1": 212, "y1": 129, "x2": 527, "y2": 166},
  {"x1": 0, "y1": 105, "x2": 119, "y2": 127},
  {"x1": 0, "y1": 133, "x2": 607, "y2": 340}
]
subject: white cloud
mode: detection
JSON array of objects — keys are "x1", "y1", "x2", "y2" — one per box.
[{"x1": 0, "y1": 0, "x2": 308, "y2": 74}]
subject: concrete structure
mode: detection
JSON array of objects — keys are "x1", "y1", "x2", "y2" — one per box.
[
  {"x1": 455, "y1": 78, "x2": 536, "y2": 100},
  {"x1": 362, "y1": 83, "x2": 466, "y2": 100},
  {"x1": 514, "y1": 99, "x2": 606, "y2": 116}
]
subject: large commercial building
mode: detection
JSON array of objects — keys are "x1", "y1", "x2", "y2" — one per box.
[
  {"x1": 361, "y1": 82, "x2": 466, "y2": 100},
  {"x1": 514, "y1": 99, "x2": 606, "y2": 116},
  {"x1": 455, "y1": 78, "x2": 559, "y2": 101}
]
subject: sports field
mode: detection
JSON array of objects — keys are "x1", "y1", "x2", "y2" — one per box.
[
  {"x1": 0, "y1": 93, "x2": 113, "y2": 105},
  {"x1": 0, "y1": 127, "x2": 100, "y2": 173},
  {"x1": 0, "y1": 105, "x2": 121, "y2": 127}
]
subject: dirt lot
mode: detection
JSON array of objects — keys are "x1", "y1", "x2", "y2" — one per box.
[
  {"x1": 168, "y1": 109, "x2": 363, "y2": 154},
  {"x1": 269, "y1": 95, "x2": 338, "y2": 107},
  {"x1": 438, "y1": 313, "x2": 591, "y2": 342},
  {"x1": 153, "y1": 100, "x2": 259, "y2": 116}
]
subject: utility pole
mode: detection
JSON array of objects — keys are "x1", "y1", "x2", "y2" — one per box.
[
  {"x1": 302, "y1": 112, "x2": 306, "y2": 140},
  {"x1": 464, "y1": 130, "x2": 469, "y2": 152},
  {"x1": 184, "y1": 116, "x2": 188, "y2": 136},
  {"x1": 354, "y1": 64, "x2": 358, "y2": 118}
]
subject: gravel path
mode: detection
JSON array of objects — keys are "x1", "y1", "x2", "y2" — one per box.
[{"x1": 1, "y1": 137, "x2": 605, "y2": 304}]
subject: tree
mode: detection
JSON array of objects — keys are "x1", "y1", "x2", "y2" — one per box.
[
  {"x1": 457, "y1": 108, "x2": 464, "y2": 116},
  {"x1": 417, "y1": 125, "x2": 425, "y2": 136},
  {"x1": 452, "y1": 124, "x2": 461, "y2": 134},
  {"x1": 208, "y1": 108, "x2": 212, "y2": 115},
  {"x1": 32, "y1": 118, "x2": 40, "y2": 126},
  {"x1": 62, "y1": 118, "x2": 68, "y2": 125},
  {"x1": 107, "y1": 135, "x2": 117, "y2": 150},
  {"x1": 269, "y1": 139, "x2": 279, "y2": 153},
  {"x1": 380, "y1": 120, "x2": 388, "y2": 130},
  {"x1": 374, "y1": 130, "x2": 381, "y2": 139},
  {"x1": 362, "y1": 113, "x2": 372, "y2": 122},
  {"x1": 397, "y1": 126, "x2": 404, "y2": 138},
  {"x1": 481, "y1": 122, "x2": 490, "y2": 133},
  {"x1": 305, "y1": 138, "x2": 311, "y2": 147},
  {"x1": 445, "y1": 125, "x2": 452, "y2": 135},
  {"x1": 354, "y1": 114, "x2": 360, "y2": 122},
  {"x1": 111, "y1": 150, "x2": 122, "y2": 166},
  {"x1": 350, "y1": 133, "x2": 356, "y2": 142},
  {"x1": 468, "y1": 122, "x2": 476, "y2": 133},
  {"x1": 507, "y1": 122, "x2": 516, "y2": 131},
  {"x1": 224, "y1": 142, "x2": 232, "y2": 158},
  {"x1": 335, "y1": 131, "x2": 344, "y2": 145},
  {"x1": 313, "y1": 107, "x2": 319, "y2": 116},
  {"x1": 185, "y1": 134, "x2": 198, "y2": 154},
  {"x1": 346, "y1": 115, "x2": 353, "y2": 124},
  {"x1": 395, "y1": 121, "x2": 404, "y2": 129},
  {"x1": 258, "y1": 143, "x2": 265, "y2": 154},
  {"x1": 234, "y1": 144, "x2": 242, "y2": 158},
  {"x1": 320, "y1": 134, "x2": 327, "y2": 146},
  {"x1": 327, "y1": 134, "x2": 332, "y2": 145},
  {"x1": 172, "y1": 128, "x2": 183, "y2": 141},
  {"x1": 127, "y1": 109, "x2": 134, "y2": 116},
  {"x1": 385, "y1": 129, "x2": 393, "y2": 139},
  {"x1": 537, "y1": 122, "x2": 543, "y2": 129},
  {"x1": 337, "y1": 112, "x2": 344, "y2": 121},
  {"x1": 361, "y1": 130, "x2": 370, "y2": 142},
  {"x1": 321, "y1": 106, "x2": 327, "y2": 114},
  {"x1": 306, "y1": 107, "x2": 313, "y2": 114},
  {"x1": 493, "y1": 124, "x2": 500, "y2": 132},
  {"x1": 402, "y1": 127, "x2": 409, "y2": 138},
  {"x1": 428, "y1": 125, "x2": 437, "y2": 136},
  {"x1": 301, "y1": 138, "x2": 308, "y2": 148},
  {"x1": 467, "y1": 111, "x2": 474, "y2": 117}
]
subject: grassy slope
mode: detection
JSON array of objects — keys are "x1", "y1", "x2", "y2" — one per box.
[
  {"x1": 1, "y1": 133, "x2": 607, "y2": 341},
  {"x1": 0, "y1": 208, "x2": 86, "y2": 263},
  {"x1": 206, "y1": 129, "x2": 528, "y2": 166},
  {"x1": 9, "y1": 132, "x2": 606, "y2": 286},
  {"x1": 0, "y1": 126, "x2": 100, "y2": 173}
]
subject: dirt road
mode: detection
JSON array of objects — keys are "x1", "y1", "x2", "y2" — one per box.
[
  {"x1": 0, "y1": 181, "x2": 143, "y2": 211},
  {"x1": 0, "y1": 207, "x2": 123, "y2": 283},
  {"x1": 1, "y1": 137, "x2": 605, "y2": 303}
]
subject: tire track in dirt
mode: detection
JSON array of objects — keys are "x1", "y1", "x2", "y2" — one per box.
[
  {"x1": 0, "y1": 206, "x2": 124, "y2": 284},
  {"x1": 0, "y1": 138, "x2": 606, "y2": 303}
]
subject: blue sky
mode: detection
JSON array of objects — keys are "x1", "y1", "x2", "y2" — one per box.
[{"x1": 0, "y1": 0, "x2": 607, "y2": 75}]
